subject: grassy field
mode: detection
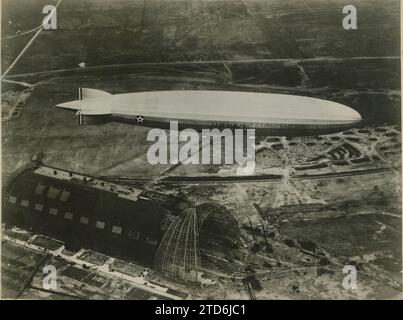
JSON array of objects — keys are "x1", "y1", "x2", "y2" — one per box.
[{"x1": 2, "y1": 0, "x2": 400, "y2": 73}]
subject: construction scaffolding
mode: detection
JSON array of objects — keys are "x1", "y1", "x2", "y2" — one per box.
[
  {"x1": 154, "y1": 207, "x2": 201, "y2": 283},
  {"x1": 154, "y1": 203, "x2": 241, "y2": 283}
]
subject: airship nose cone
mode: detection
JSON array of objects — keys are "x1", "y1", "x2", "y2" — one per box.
[
  {"x1": 347, "y1": 107, "x2": 362, "y2": 122},
  {"x1": 329, "y1": 100, "x2": 362, "y2": 123}
]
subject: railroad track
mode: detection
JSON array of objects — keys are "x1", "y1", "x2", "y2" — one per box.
[{"x1": 101, "y1": 166, "x2": 397, "y2": 185}]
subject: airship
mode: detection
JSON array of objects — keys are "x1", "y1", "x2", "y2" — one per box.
[{"x1": 56, "y1": 88, "x2": 362, "y2": 136}]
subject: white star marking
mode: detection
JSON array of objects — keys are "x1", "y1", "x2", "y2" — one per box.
[{"x1": 136, "y1": 115, "x2": 144, "y2": 123}]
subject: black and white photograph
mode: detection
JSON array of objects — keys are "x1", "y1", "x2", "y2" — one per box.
[{"x1": 0, "y1": 0, "x2": 401, "y2": 302}]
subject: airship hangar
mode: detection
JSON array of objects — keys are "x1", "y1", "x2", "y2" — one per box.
[{"x1": 2, "y1": 160, "x2": 241, "y2": 283}]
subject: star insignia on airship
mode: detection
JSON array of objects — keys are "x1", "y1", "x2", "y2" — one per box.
[{"x1": 136, "y1": 115, "x2": 144, "y2": 123}]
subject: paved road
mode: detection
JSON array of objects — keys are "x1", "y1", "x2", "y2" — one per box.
[{"x1": 4, "y1": 56, "x2": 399, "y2": 80}]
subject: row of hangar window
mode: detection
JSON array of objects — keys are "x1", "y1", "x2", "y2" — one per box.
[
  {"x1": 35, "y1": 183, "x2": 71, "y2": 202},
  {"x1": 8, "y1": 195, "x2": 158, "y2": 245}
]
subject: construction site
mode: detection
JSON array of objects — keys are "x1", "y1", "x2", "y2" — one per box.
[{"x1": 2, "y1": 121, "x2": 401, "y2": 299}]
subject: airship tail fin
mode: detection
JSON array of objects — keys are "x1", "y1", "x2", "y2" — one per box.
[
  {"x1": 56, "y1": 88, "x2": 112, "y2": 125},
  {"x1": 80, "y1": 88, "x2": 112, "y2": 100},
  {"x1": 77, "y1": 88, "x2": 83, "y2": 125}
]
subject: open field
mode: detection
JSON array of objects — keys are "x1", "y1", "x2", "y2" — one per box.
[{"x1": 2, "y1": 0, "x2": 400, "y2": 73}]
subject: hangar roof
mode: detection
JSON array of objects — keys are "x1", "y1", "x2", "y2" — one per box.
[{"x1": 34, "y1": 166, "x2": 143, "y2": 201}]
